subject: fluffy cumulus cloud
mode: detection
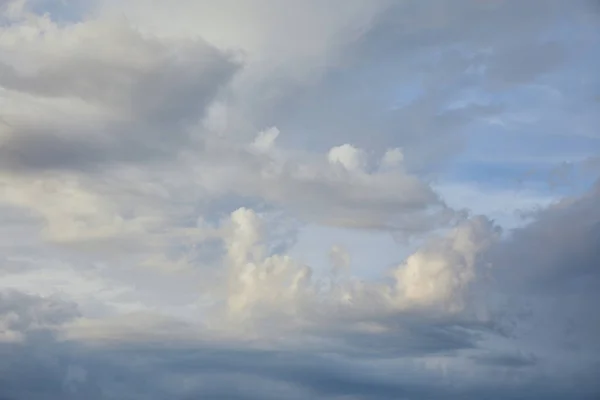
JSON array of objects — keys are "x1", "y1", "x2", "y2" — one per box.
[{"x1": 0, "y1": 0, "x2": 599, "y2": 399}]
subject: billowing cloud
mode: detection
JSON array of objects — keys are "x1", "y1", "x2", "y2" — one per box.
[{"x1": 0, "y1": 0, "x2": 598, "y2": 399}]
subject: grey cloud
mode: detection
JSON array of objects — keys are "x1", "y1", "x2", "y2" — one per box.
[
  {"x1": 363, "y1": 0, "x2": 573, "y2": 50},
  {"x1": 470, "y1": 352, "x2": 538, "y2": 368},
  {"x1": 1, "y1": 0, "x2": 593, "y2": 175},
  {"x1": 261, "y1": 0, "x2": 589, "y2": 171},
  {"x1": 0, "y1": 7, "x2": 458, "y2": 236},
  {"x1": 0, "y1": 29, "x2": 236, "y2": 123},
  {"x1": 0, "y1": 335, "x2": 597, "y2": 400},
  {"x1": 0, "y1": 290, "x2": 80, "y2": 337},
  {"x1": 0, "y1": 122, "x2": 191, "y2": 172},
  {"x1": 0, "y1": 288, "x2": 559, "y2": 400},
  {"x1": 1, "y1": 0, "x2": 587, "y2": 238},
  {"x1": 471, "y1": 181, "x2": 600, "y2": 379},
  {"x1": 319, "y1": 323, "x2": 480, "y2": 360},
  {"x1": 486, "y1": 41, "x2": 566, "y2": 86},
  {"x1": 0, "y1": 131, "x2": 111, "y2": 172},
  {"x1": 0, "y1": 21, "x2": 238, "y2": 172},
  {"x1": 489, "y1": 180, "x2": 600, "y2": 294},
  {"x1": 202, "y1": 145, "x2": 455, "y2": 232},
  {"x1": 0, "y1": 244, "x2": 599, "y2": 400}
]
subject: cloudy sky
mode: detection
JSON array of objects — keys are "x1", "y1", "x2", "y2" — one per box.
[{"x1": 1, "y1": 0, "x2": 599, "y2": 398}]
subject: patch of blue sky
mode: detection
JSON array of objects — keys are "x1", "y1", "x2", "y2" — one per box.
[
  {"x1": 29, "y1": 0, "x2": 92, "y2": 23},
  {"x1": 439, "y1": 57, "x2": 599, "y2": 191},
  {"x1": 441, "y1": 118, "x2": 598, "y2": 192},
  {"x1": 441, "y1": 160, "x2": 592, "y2": 199},
  {"x1": 433, "y1": 181, "x2": 557, "y2": 233},
  {"x1": 288, "y1": 223, "x2": 417, "y2": 281},
  {"x1": 389, "y1": 80, "x2": 424, "y2": 110}
]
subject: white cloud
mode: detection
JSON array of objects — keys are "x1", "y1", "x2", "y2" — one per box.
[
  {"x1": 220, "y1": 208, "x2": 312, "y2": 322},
  {"x1": 391, "y1": 216, "x2": 499, "y2": 313},
  {"x1": 328, "y1": 144, "x2": 368, "y2": 172},
  {"x1": 380, "y1": 147, "x2": 405, "y2": 170},
  {"x1": 192, "y1": 208, "x2": 498, "y2": 336},
  {"x1": 251, "y1": 126, "x2": 280, "y2": 153}
]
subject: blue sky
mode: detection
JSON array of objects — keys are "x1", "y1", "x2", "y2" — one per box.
[{"x1": 0, "y1": 0, "x2": 599, "y2": 399}]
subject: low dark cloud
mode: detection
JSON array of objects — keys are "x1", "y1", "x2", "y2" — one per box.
[
  {"x1": 0, "y1": 334, "x2": 597, "y2": 400},
  {"x1": 470, "y1": 352, "x2": 538, "y2": 368},
  {"x1": 0, "y1": 290, "x2": 80, "y2": 336}
]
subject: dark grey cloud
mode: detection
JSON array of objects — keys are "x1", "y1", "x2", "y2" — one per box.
[
  {"x1": 0, "y1": 290, "x2": 80, "y2": 335},
  {"x1": 0, "y1": 334, "x2": 597, "y2": 400},
  {"x1": 489, "y1": 180, "x2": 600, "y2": 294},
  {"x1": 0, "y1": 278, "x2": 598, "y2": 400},
  {"x1": 470, "y1": 180, "x2": 600, "y2": 384},
  {"x1": 295, "y1": 310, "x2": 495, "y2": 360},
  {"x1": 0, "y1": 122, "x2": 193, "y2": 172},
  {"x1": 470, "y1": 351, "x2": 538, "y2": 368}
]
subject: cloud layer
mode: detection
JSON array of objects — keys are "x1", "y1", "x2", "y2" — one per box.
[{"x1": 0, "y1": 0, "x2": 599, "y2": 399}]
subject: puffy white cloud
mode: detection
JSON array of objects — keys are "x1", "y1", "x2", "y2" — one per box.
[
  {"x1": 391, "y1": 216, "x2": 499, "y2": 313},
  {"x1": 194, "y1": 207, "x2": 497, "y2": 337},
  {"x1": 251, "y1": 126, "x2": 280, "y2": 153},
  {"x1": 328, "y1": 144, "x2": 368, "y2": 172},
  {"x1": 221, "y1": 208, "x2": 312, "y2": 323},
  {"x1": 380, "y1": 147, "x2": 405, "y2": 170}
]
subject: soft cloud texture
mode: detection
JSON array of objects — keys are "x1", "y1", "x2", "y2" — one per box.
[{"x1": 0, "y1": 0, "x2": 599, "y2": 399}]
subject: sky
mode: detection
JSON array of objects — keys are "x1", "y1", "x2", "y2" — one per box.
[{"x1": 0, "y1": 0, "x2": 599, "y2": 399}]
